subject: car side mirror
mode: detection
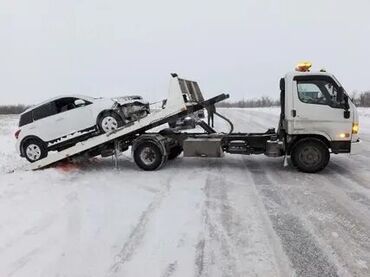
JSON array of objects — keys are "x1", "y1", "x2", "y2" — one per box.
[{"x1": 74, "y1": 99, "x2": 86, "y2": 107}]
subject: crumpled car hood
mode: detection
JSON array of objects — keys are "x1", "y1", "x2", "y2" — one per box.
[{"x1": 112, "y1": 96, "x2": 149, "y2": 106}]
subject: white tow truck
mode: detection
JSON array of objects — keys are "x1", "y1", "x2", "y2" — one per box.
[{"x1": 27, "y1": 66, "x2": 360, "y2": 173}]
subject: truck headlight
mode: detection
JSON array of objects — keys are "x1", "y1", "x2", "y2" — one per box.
[{"x1": 352, "y1": 123, "x2": 359, "y2": 134}]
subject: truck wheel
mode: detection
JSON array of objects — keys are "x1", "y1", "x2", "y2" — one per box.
[
  {"x1": 98, "y1": 112, "x2": 123, "y2": 133},
  {"x1": 291, "y1": 138, "x2": 329, "y2": 173},
  {"x1": 134, "y1": 141, "x2": 164, "y2": 171},
  {"x1": 23, "y1": 138, "x2": 48, "y2": 163},
  {"x1": 168, "y1": 145, "x2": 183, "y2": 160},
  {"x1": 168, "y1": 121, "x2": 177, "y2": 128}
]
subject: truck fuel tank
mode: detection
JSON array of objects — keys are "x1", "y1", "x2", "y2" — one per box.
[
  {"x1": 183, "y1": 138, "x2": 224, "y2": 158},
  {"x1": 264, "y1": 140, "x2": 283, "y2": 157}
]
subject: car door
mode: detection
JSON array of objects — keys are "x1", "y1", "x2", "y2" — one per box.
[
  {"x1": 31, "y1": 101, "x2": 60, "y2": 141},
  {"x1": 292, "y1": 75, "x2": 353, "y2": 141},
  {"x1": 53, "y1": 97, "x2": 95, "y2": 138}
]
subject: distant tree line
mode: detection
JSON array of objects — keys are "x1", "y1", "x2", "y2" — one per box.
[
  {"x1": 217, "y1": 96, "x2": 280, "y2": 108},
  {"x1": 352, "y1": 91, "x2": 370, "y2": 107},
  {"x1": 0, "y1": 104, "x2": 29, "y2": 114}
]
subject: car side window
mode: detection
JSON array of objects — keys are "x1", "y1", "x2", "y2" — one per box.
[
  {"x1": 33, "y1": 102, "x2": 58, "y2": 121},
  {"x1": 55, "y1": 98, "x2": 78, "y2": 113},
  {"x1": 19, "y1": 111, "x2": 33, "y2": 127},
  {"x1": 55, "y1": 97, "x2": 92, "y2": 113}
]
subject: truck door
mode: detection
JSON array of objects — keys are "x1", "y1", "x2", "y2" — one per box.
[{"x1": 292, "y1": 75, "x2": 353, "y2": 142}]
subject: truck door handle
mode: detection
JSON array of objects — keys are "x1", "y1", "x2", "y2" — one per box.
[
  {"x1": 292, "y1": 110, "x2": 297, "y2": 117},
  {"x1": 56, "y1": 118, "x2": 64, "y2": 122}
]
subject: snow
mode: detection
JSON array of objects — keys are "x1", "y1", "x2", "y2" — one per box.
[
  {"x1": 358, "y1": 108, "x2": 370, "y2": 136},
  {"x1": 1, "y1": 109, "x2": 370, "y2": 276}
]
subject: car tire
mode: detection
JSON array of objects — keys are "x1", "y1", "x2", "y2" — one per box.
[
  {"x1": 22, "y1": 138, "x2": 47, "y2": 163},
  {"x1": 98, "y1": 112, "x2": 124, "y2": 133},
  {"x1": 291, "y1": 138, "x2": 330, "y2": 173},
  {"x1": 133, "y1": 141, "x2": 164, "y2": 171}
]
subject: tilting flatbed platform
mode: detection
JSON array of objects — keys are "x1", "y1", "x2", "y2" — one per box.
[{"x1": 28, "y1": 76, "x2": 229, "y2": 170}]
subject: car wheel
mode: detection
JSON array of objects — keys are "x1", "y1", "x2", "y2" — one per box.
[
  {"x1": 98, "y1": 112, "x2": 123, "y2": 133},
  {"x1": 23, "y1": 139, "x2": 47, "y2": 163}
]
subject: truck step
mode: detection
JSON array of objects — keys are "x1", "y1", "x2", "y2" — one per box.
[{"x1": 227, "y1": 141, "x2": 250, "y2": 154}]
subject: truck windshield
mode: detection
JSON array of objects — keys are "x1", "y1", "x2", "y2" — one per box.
[{"x1": 331, "y1": 75, "x2": 349, "y2": 96}]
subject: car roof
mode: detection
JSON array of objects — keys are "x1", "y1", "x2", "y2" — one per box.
[{"x1": 21, "y1": 94, "x2": 95, "y2": 115}]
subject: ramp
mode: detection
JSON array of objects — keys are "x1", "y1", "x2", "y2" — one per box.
[{"x1": 27, "y1": 76, "x2": 229, "y2": 170}]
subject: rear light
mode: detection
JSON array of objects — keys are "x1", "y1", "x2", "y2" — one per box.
[{"x1": 15, "y1": 129, "x2": 21, "y2": 139}]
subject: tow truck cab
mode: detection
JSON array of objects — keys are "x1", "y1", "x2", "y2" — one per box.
[{"x1": 278, "y1": 70, "x2": 360, "y2": 171}]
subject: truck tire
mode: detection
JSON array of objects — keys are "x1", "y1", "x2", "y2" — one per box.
[
  {"x1": 168, "y1": 121, "x2": 177, "y2": 128},
  {"x1": 133, "y1": 141, "x2": 165, "y2": 171},
  {"x1": 291, "y1": 138, "x2": 330, "y2": 173},
  {"x1": 159, "y1": 128, "x2": 182, "y2": 160},
  {"x1": 168, "y1": 145, "x2": 183, "y2": 160},
  {"x1": 23, "y1": 138, "x2": 48, "y2": 163}
]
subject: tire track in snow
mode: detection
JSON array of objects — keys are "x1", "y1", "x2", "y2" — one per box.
[
  {"x1": 266, "y1": 163, "x2": 370, "y2": 276},
  {"x1": 194, "y1": 238, "x2": 206, "y2": 277},
  {"x1": 195, "y1": 159, "x2": 243, "y2": 277},
  {"x1": 243, "y1": 158, "x2": 339, "y2": 277},
  {"x1": 326, "y1": 162, "x2": 370, "y2": 213},
  {"x1": 328, "y1": 161, "x2": 370, "y2": 191},
  {"x1": 109, "y1": 175, "x2": 173, "y2": 274},
  {"x1": 228, "y1": 108, "x2": 370, "y2": 275},
  {"x1": 196, "y1": 172, "x2": 238, "y2": 277},
  {"x1": 195, "y1": 158, "x2": 292, "y2": 277},
  {"x1": 7, "y1": 248, "x2": 42, "y2": 277},
  {"x1": 0, "y1": 191, "x2": 78, "y2": 255},
  {"x1": 230, "y1": 108, "x2": 338, "y2": 275},
  {"x1": 161, "y1": 261, "x2": 178, "y2": 277}
]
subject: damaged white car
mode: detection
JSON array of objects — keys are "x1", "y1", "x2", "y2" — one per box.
[{"x1": 15, "y1": 95, "x2": 150, "y2": 162}]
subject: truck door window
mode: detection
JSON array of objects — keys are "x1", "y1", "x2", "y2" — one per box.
[
  {"x1": 297, "y1": 80, "x2": 343, "y2": 108},
  {"x1": 297, "y1": 82, "x2": 328, "y2": 105}
]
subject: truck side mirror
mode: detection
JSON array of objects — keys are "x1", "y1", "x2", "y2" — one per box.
[{"x1": 338, "y1": 88, "x2": 350, "y2": 118}]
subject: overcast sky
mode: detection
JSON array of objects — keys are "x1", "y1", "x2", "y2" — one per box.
[{"x1": 1, "y1": 0, "x2": 370, "y2": 105}]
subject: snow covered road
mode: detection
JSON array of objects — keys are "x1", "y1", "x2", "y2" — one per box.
[{"x1": 1, "y1": 108, "x2": 370, "y2": 277}]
